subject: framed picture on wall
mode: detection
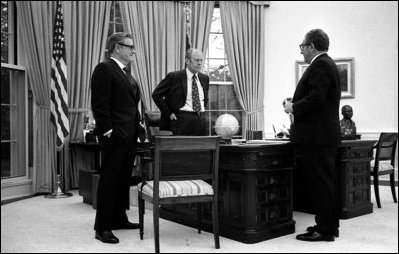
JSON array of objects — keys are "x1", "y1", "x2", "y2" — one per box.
[{"x1": 295, "y1": 57, "x2": 355, "y2": 98}]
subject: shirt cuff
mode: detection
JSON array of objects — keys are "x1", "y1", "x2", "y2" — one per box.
[{"x1": 103, "y1": 129, "x2": 112, "y2": 136}]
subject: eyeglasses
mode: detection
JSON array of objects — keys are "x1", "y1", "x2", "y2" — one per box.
[
  {"x1": 118, "y1": 43, "x2": 135, "y2": 51},
  {"x1": 299, "y1": 43, "x2": 310, "y2": 50}
]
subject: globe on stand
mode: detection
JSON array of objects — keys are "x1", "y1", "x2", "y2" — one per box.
[{"x1": 214, "y1": 114, "x2": 239, "y2": 144}]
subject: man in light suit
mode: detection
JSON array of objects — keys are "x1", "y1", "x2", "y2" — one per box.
[
  {"x1": 152, "y1": 48, "x2": 209, "y2": 136},
  {"x1": 284, "y1": 29, "x2": 341, "y2": 242},
  {"x1": 91, "y1": 32, "x2": 144, "y2": 244}
]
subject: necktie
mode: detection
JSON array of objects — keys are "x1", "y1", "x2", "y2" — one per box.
[
  {"x1": 123, "y1": 66, "x2": 138, "y2": 95},
  {"x1": 192, "y1": 75, "x2": 201, "y2": 113}
]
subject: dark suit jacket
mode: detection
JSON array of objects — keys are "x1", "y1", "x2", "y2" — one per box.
[
  {"x1": 290, "y1": 54, "x2": 341, "y2": 146},
  {"x1": 91, "y1": 59, "x2": 141, "y2": 142},
  {"x1": 152, "y1": 69, "x2": 209, "y2": 131}
]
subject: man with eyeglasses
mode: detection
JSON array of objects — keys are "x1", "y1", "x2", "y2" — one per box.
[
  {"x1": 283, "y1": 29, "x2": 341, "y2": 242},
  {"x1": 91, "y1": 32, "x2": 145, "y2": 244}
]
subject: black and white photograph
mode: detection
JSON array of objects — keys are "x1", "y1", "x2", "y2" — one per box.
[{"x1": 1, "y1": 1, "x2": 397, "y2": 253}]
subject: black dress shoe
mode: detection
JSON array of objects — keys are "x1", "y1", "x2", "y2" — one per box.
[
  {"x1": 306, "y1": 225, "x2": 339, "y2": 237},
  {"x1": 95, "y1": 230, "x2": 119, "y2": 244},
  {"x1": 296, "y1": 231, "x2": 335, "y2": 242},
  {"x1": 112, "y1": 221, "x2": 140, "y2": 230}
]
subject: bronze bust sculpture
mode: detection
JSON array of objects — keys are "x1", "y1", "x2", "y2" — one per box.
[{"x1": 340, "y1": 105, "x2": 356, "y2": 137}]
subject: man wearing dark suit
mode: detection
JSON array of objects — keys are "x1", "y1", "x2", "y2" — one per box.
[
  {"x1": 152, "y1": 48, "x2": 209, "y2": 136},
  {"x1": 91, "y1": 32, "x2": 144, "y2": 244},
  {"x1": 284, "y1": 29, "x2": 341, "y2": 242}
]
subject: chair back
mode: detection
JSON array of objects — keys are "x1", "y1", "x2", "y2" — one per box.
[
  {"x1": 371, "y1": 132, "x2": 398, "y2": 208},
  {"x1": 144, "y1": 111, "x2": 172, "y2": 143},
  {"x1": 153, "y1": 136, "x2": 220, "y2": 182},
  {"x1": 375, "y1": 132, "x2": 398, "y2": 167},
  {"x1": 138, "y1": 135, "x2": 221, "y2": 252}
]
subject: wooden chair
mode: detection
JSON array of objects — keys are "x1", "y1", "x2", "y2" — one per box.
[
  {"x1": 370, "y1": 132, "x2": 398, "y2": 208},
  {"x1": 144, "y1": 111, "x2": 172, "y2": 143},
  {"x1": 140, "y1": 111, "x2": 172, "y2": 180},
  {"x1": 137, "y1": 136, "x2": 220, "y2": 253}
]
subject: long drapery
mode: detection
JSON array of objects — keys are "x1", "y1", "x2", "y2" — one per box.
[
  {"x1": 189, "y1": 1, "x2": 215, "y2": 54},
  {"x1": 63, "y1": 1, "x2": 111, "y2": 189},
  {"x1": 16, "y1": 1, "x2": 111, "y2": 192},
  {"x1": 120, "y1": 1, "x2": 186, "y2": 111},
  {"x1": 17, "y1": 2, "x2": 57, "y2": 193},
  {"x1": 220, "y1": 1, "x2": 267, "y2": 134}
]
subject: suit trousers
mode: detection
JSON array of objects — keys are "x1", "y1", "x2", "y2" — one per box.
[
  {"x1": 296, "y1": 145, "x2": 340, "y2": 236},
  {"x1": 94, "y1": 134, "x2": 137, "y2": 231},
  {"x1": 171, "y1": 111, "x2": 206, "y2": 136}
]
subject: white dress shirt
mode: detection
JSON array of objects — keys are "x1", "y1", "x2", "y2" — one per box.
[{"x1": 180, "y1": 68, "x2": 205, "y2": 112}]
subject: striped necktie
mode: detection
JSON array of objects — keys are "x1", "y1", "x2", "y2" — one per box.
[{"x1": 192, "y1": 75, "x2": 201, "y2": 113}]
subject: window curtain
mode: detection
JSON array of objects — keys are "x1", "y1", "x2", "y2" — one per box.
[
  {"x1": 62, "y1": 1, "x2": 111, "y2": 189},
  {"x1": 16, "y1": 1, "x2": 111, "y2": 192},
  {"x1": 120, "y1": 1, "x2": 186, "y2": 111},
  {"x1": 16, "y1": 2, "x2": 57, "y2": 193},
  {"x1": 189, "y1": 1, "x2": 215, "y2": 54},
  {"x1": 220, "y1": 1, "x2": 266, "y2": 134}
]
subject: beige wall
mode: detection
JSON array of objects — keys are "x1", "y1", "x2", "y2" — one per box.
[{"x1": 264, "y1": 1, "x2": 398, "y2": 138}]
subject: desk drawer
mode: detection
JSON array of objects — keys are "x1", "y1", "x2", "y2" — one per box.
[{"x1": 339, "y1": 146, "x2": 373, "y2": 160}]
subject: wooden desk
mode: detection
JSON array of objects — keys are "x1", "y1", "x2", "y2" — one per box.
[
  {"x1": 159, "y1": 139, "x2": 376, "y2": 243},
  {"x1": 293, "y1": 139, "x2": 375, "y2": 219},
  {"x1": 160, "y1": 142, "x2": 296, "y2": 244},
  {"x1": 69, "y1": 142, "x2": 101, "y2": 206}
]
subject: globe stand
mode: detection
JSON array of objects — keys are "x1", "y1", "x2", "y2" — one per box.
[{"x1": 219, "y1": 137, "x2": 232, "y2": 144}]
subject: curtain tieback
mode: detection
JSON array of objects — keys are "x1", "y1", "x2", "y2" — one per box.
[
  {"x1": 246, "y1": 107, "x2": 264, "y2": 115},
  {"x1": 68, "y1": 108, "x2": 90, "y2": 113},
  {"x1": 37, "y1": 105, "x2": 89, "y2": 113},
  {"x1": 37, "y1": 104, "x2": 50, "y2": 110}
]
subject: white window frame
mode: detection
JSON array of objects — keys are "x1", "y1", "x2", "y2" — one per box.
[
  {"x1": 1, "y1": 1, "x2": 31, "y2": 201},
  {"x1": 1, "y1": 64, "x2": 30, "y2": 190},
  {"x1": 204, "y1": 7, "x2": 242, "y2": 137}
]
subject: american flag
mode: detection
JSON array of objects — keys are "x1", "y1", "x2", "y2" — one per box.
[{"x1": 50, "y1": 1, "x2": 69, "y2": 150}]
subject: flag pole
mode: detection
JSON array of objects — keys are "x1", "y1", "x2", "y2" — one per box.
[
  {"x1": 45, "y1": 147, "x2": 73, "y2": 198},
  {"x1": 45, "y1": 1, "x2": 72, "y2": 198}
]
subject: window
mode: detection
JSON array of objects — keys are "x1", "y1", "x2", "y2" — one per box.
[
  {"x1": 108, "y1": 1, "x2": 124, "y2": 36},
  {"x1": 1, "y1": 0, "x2": 14, "y2": 64},
  {"x1": 1, "y1": 2, "x2": 29, "y2": 187},
  {"x1": 203, "y1": 8, "x2": 242, "y2": 136},
  {"x1": 1, "y1": 64, "x2": 28, "y2": 180}
]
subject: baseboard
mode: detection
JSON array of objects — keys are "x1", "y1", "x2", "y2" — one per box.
[{"x1": 1, "y1": 193, "x2": 44, "y2": 205}]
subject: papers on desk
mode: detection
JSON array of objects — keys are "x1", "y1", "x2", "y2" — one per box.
[{"x1": 246, "y1": 139, "x2": 289, "y2": 145}]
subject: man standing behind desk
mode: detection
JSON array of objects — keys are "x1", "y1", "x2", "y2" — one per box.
[
  {"x1": 91, "y1": 32, "x2": 144, "y2": 244},
  {"x1": 283, "y1": 29, "x2": 341, "y2": 242},
  {"x1": 152, "y1": 48, "x2": 209, "y2": 136}
]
